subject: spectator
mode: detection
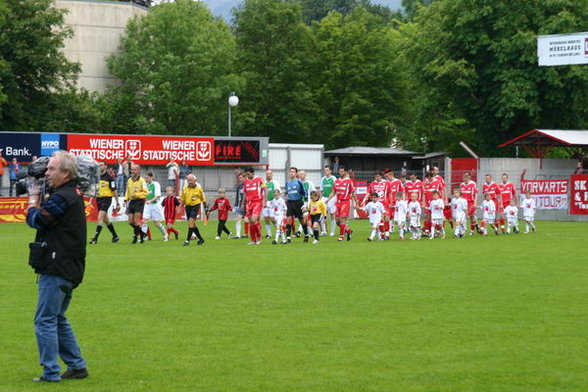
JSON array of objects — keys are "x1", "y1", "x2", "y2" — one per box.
[
  {"x1": 179, "y1": 160, "x2": 190, "y2": 191},
  {"x1": 166, "y1": 160, "x2": 179, "y2": 189},
  {"x1": 0, "y1": 152, "x2": 7, "y2": 195},
  {"x1": 332, "y1": 156, "x2": 341, "y2": 178},
  {"x1": 114, "y1": 158, "x2": 126, "y2": 195},
  {"x1": 8, "y1": 157, "x2": 21, "y2": 196}
]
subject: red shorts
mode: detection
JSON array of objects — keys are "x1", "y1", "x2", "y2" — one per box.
[
  {"x1": 497, "y1": 199, "x2": 508, "y2": 213},
  {"x1": 386, "y1": 206, "x2": 394, "y2": 218},
  {"x1": 466, "y1": 201, "x2": 476, "y2": 217},
  {"x1": 335, "y1": 200, "x2": 351, "y2": 218},
  {"x1": 246, "y1": 200, "x2": 263, "y2": 218},
  {"x1": 443, "y1": 207, "x2": 452, "y2": 220},
  {"x1": 165, "y1": 218, "x2": 176, "y2": 225}
]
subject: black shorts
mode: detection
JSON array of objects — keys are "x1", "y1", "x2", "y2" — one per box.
[
  {"x1": 127, "y1": 199, "x2": 145, "y2": 214},
  {"x1": 310, "y1": 214, "x2": 323, "y2": 225},
  {"x1": 287, "y1": 200, "x2": 304, "y2": 219},
  {"x1": 185, "y1": 204, "x2": 200, "y2": 220},
  {"x1": 97, "y1": 197, "x2": 112, "y2": 212}
]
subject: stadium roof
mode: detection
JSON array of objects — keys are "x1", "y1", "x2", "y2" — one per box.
[
  {"x1": 324, "y1": 146, "x2": 420, "y2": 156},
  {"x1": 499, "y1": 129, "x2": 588, "y2": 149}
]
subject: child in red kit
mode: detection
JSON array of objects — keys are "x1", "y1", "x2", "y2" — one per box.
[
  {"x1": 162, "y1": 186, "x2": 180, "y2": 240},
  {"x1": 207, "y1": 188, "x2": 233, "y2": 239}
]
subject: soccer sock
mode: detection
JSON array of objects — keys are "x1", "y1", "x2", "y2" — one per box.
[
  {"x1": 93, "y1": 224, "x2": 103, "y2": 240},
  {"x1": 265, "y1": 223, "x2": 272, "y2": 237},
  {"x1": 147, "y1": 227, "x2": 152, "y2": 239},
  {"x1": 320, "y1": 219, "x2": 326, "y2": 233},
  {"x1": 301, "y1": 220, "x2": 309, "y2": 236},
  {"x1": 236, "y1": 220, "x2": 242, "y2": 236},
  {"x1": 169, "y1": 227, "x2": 178, "y2": 235},
  {"x1": 186, "y1": 227, "x2": 194, "y2": 241},
  {"x1": 339, "y1": 223, "x2": 344, "y2": 236},
  {"x1": 256, "y1": 223, "x2": 262, "y2": 241},
  {"x1": 250, "y1": 224, "x2": 257, "y2": 242},
  {"x1": 286, "y1": 224, "x2": 292, "y2": 237},
  {"x1": 313, "y1": 228, "x2": 319, "y2": 240},
  {"x1": 193, "y1": 226, "x2": 203, "y2": 240},
  {"x1": 106, "y1": 223, "x2": 118, "y2": 237},
  {"x1": 330, "y1": 218, "x2": 336, "y2": 235},
  {"x1": 399, "y1": 226, "x2": 404, "y2": 238},
  {"x1": 157, "y1": 223, "x2": 166, "y2": 236},
  {"x1": 500, "y1": 218, "x2": 506, "y2": 232},
  {"x1": 370, "y1": 229, "x2": 376, "y2": 240},
  {"x1": 222, "y1": 222, "x2": 231, "y2": 235},
  {"x1": 430, "y1": 224, "x2": 436, "y2": 237},
  {"x1": 244, "y1": 221, "x2": 249, "y2": 235},
  {"x1": 470, "y1": 220, "x2": 476, "y2": 231}
]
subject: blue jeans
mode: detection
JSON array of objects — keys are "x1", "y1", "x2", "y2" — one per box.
[
  {"x1": 115, "y1": 174, "x2": 126, "y2": 195},
  {"x1": 35, "y1": 275, "x2": 86, "y2": 380}
]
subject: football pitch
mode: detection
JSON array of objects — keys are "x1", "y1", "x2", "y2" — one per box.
[{"x1": 1, "y1": 221, "x2": 587, "y2": 392}]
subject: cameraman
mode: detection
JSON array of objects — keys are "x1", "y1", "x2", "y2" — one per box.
[{"x1": 26, "y1": 150, "x2": 88, "y2": 382}]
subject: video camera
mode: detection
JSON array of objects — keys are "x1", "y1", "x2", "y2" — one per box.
[{"x1": 15, "y1": 155, "x2": 100, "y2": 196}]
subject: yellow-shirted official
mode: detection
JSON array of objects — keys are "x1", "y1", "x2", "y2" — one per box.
[
  {"x1": 180, "y1": 174, "x2": 207, "y2": 246},
  {"x1": 125, "y1": 176, "x2": 148, "y2": 200},
  {"x1": 98, "y1": 178, "x2": 116, "y2": 198}
]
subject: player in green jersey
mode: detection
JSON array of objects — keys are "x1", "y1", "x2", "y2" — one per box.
[
  {"x1": 320, "y1": 165, "x2": 337, "y2": 236},
  {"x1": 263, "y1": 169, "x2": 281, "y2": 238}
]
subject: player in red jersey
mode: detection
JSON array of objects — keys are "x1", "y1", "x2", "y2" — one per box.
[
  {"x1": 243, "y1": 166, "x2": 266, "y2": 244},
  {"x1": 482, "y1": 174, "x2": 500, "y2": 205},
  {"x1": 404, "y1": 173, "x2": 424, "y2": 203},
  {"x1": 422, "y1": 172, "x2": 442, "y2": 234},
  {"x1": 432, "y1": 166, "x2": 446, "y2": 201},
  {"x1": 327, "y1": 166, "x2": 357, "y2": 242},
  {"x1": 384, "y1": 169, "x2": 405, "y2": 238},
  {"x1": 459, "y1": 172, "x2": 479, "y2": 235},
  {"x1": 162, "y1": 185, "x2": 180, "y2": 240},
  {"x1": 497, "y1": 173, "x2": 516, "y2": 233},
  {"x1": 363, "y1": 171, "x2": 391, "y2": 239},
  {"x1": 207, "y1": 188, "x2": 233, "y2": 239}
]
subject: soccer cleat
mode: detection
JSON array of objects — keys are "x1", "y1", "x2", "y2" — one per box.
[
  {"x1": 233, "y1": 236, "x2": 241, "y2": 239},
  {"x1": 265, "y1": 235, "x2": 271, "y2": 239},
  {"x1": 329, "y1": 232, "x2": 335, "y2": 237},
  {"x1": 112, "y1": 236, "x2": 120, "y2": 243},
  {"x1": 247, "y1": 241, "x2": 256, "y2": 245},
  {"x1": 131, "y1": 236, "x2": 138, "y2": 244},
  {"x1": 282, "y1": 240, "x2": 288, "y2": 244},
  {"x1": 346, "y1": 229, "x2": 353, "y2": 241},
  {"x1": 183, "y1": 240, "x2": 190, "y2": 246},
  {"x1": 174, "y1": 232, "x2": 179, "y2": 240},
  {"x1": 32, "y1": 376, "x2": 60, "y2": 383},
  {"x1": 320, "y1": 231, "x2": 327, "y2": 237},
  {"x1": 197, "y1": 238, "x2": 205, "y2": 245},
  {"x1": 312, "y1": 239, "x2": 319, "y2": 244},
  {"x1": 286, "y1": 237, "x2": 291, "y2": 243},
  {"x1": 255, "y1": 241, "x2": 262, "y2": 245},
  {"x1": 272, "y1": 240, "x2": 277, "y2": 245},
  {"x1": 367, "y1": 237, "x2": 372, "y2": 241},
  {"x1": 89, "y1": 238, "x2": 97, "y2": 244},
  {"x1": 163, "y1": 235, "x2": 169, "y2": 242},
  {"x1": 303, "y1": 236, "x2": 309, "y2": 243},
  {"x1": 338, "y1": 236, "x2": 344, "y2": 242},
  {"x1": 215, "y1": 236, "x2": 221, "y2": 240}
]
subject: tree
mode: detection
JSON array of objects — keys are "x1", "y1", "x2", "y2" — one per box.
[
  {"x1": 0, "y1": 0, "x2": 80, "y2": 131},
  {"x1": 102, "y1": 0, "x2": 241, "y2": 135},
  {"x1": 233, "y1": 0, "x2": 318, "y2": 142},
  {"x1": 399, "y1": 0, "x2": 588, "y2": 156},
  {"x1": 307, "y1": 8, "x2": 408, "y2": 149}
]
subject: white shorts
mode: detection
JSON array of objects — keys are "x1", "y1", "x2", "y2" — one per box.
[
  {"x1": 394, "y1": 216, "x2": 406, "y2": 227},
  {"x1": 409, "y1": 216, "x2": 420, "y2": 227},
  {"x1": 507, "y1": 218, "x2": 518, "y2": 226},
  {"x1": 453, "y1": 212, "x2": 466, "y2": 225},
  {"x1": 143, "y1": 203, "x2": 164, "y2": 221},
  {"x1": 322, "y1": 197, "x2": 336, "y2": 215},
  {"x1": 369, "y1": 217, "x2": 382, "y2": 228},
  {"x1": 484, "y1": 218, "x2": 495, "y2": 225},
  {"x1": 262, "y1": 205, "x2": 274, "y2": 218},
  {"x1": 274, "y1": 215, "x2": 285, "y2": 226},
  {"x1": 524, "y1": 215, "x2": 534, "y2": 222},
  {"x1": 432, "y1": 218, "x2": 444, "y2": 225},
  {"x1": 484, "y1": 213, "x2": 496, "y2": 221}
]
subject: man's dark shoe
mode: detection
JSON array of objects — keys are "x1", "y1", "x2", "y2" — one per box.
[
  {"x1": 33, "y1": 376, "x2": 60, "y2": 382},
  {"x1": 197, "y1": 238, "x2": 205, "y2": 245},
  {"x1": 112, "y1": 236, "x2": 120, "y2": 243},
  {"x1": 62, "y1": 368, "x2": 89, "y2": 379},
  {"x1": 89, "y1": 238, "x2": 97, "y2": 244}
]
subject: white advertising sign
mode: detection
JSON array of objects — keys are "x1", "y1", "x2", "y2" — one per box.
[{"x1": 538, "y1": 32, "x2": 588, "y2": 66}]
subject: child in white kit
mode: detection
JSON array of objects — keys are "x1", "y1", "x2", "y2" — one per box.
[
  {"x1": 394, "y1": 191, "x2": 409, "y2": 240},
  {"x1": 480, "y1": 193, "x2": 499, "y2": 235},
  {"x1": 450, "y1": 189, "x2": 468, "y2": 238},
  {"x1": 503, "y1": 199, "x2": 519, "y2": 234},
  {"x1": 522, "y1": 191, "x2": 536, "y2": 233},
  {"x1": 429, "y1": 191, "x2": 446, "y2": 239},
  {"x1": 270, "y1": 189, "x2": 288, "y2": 244},
  {"x1": 364, "y1": 192, "x2": 386, "y2": 241},
  {"x1": 407, "y1": 193, "x2": 422, "y2": 240}
]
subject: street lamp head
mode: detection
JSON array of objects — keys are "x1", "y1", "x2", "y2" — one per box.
[{"x1": 228, "y1": 94, "x2": 239, "y2": 107}]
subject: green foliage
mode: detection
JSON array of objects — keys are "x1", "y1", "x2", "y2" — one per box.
[
  {"x1": 103, "y1": 0, "x2": 241, "y2": 135},
  {"x1": 400, "y1": 0, "x2": 588, "y2": 156},
  {"x1": 308, "y1": 8, "x2": 408, "y2": 149},
  {"x1": 233, "y1": 0, "x2": 318, "y2": 141},
  {"x1": 0, "y1": 0, "x2": 80, "y2": 131}
]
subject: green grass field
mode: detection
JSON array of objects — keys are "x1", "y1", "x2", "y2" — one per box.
[{"x1": 1, "y1": 220, "x2": 587, "y2": 391}]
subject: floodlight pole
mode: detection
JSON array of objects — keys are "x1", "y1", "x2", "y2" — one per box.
[{"x1": 228, "y1": 92, "x2": 239, "y2": 138}]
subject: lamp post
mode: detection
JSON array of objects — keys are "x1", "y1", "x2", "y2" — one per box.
[{"x1": 228, "y1": 92, "x2": 239, "y2": 137}]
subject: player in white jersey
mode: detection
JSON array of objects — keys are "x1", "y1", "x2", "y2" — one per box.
[
  {"x1": 522, "y1": 191, "x2": 536, "y2": 233},
  {"x1": 429, "y1": 191, "x2": 446, "y2": 239},
  {"x1": 320, "y1": 165, "x2": 337, "y2": 236},
  {"x1": 363, "y1": 192, "x2": 386, "y2": 241},
  {"x1": 407, "y1": 193, "x2": 422, "y2": 240},
  {"x1": 393, "y1": 192, "x2": 409, "y2": 240},
  {"x1": 479, "y1": 193, "x2": 499, "y2": 236},
  {"x1": 503, "y1": 199, "x2": 519, "y2": 234},
  {"x1": 270, "y1": 189, "x2": 288, "y2": 244},
  {"x1": 450, "y1": 189, "x2": 468, "y2": 238}
]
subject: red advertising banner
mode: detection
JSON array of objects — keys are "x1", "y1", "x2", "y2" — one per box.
[
  {"x1": 67, "y1": 134, "x2": 215, "y2": 166},
  {"x1": 569, "y1": 174, "x2": 588, "y2": 215},
  {"x1": 0, "y1": 197, "x2": 98, "y2": 223},
  {"x1": 520, "y1": 179, "x2": 568, "y2": 210}
]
